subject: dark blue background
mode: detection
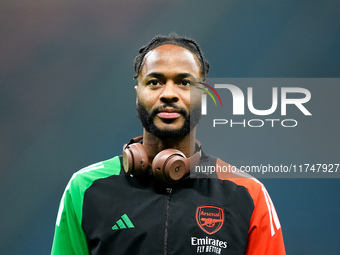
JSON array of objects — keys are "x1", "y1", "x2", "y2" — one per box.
[{"x1": 1, "y1": 1, "x2": 339, "y2": 254}]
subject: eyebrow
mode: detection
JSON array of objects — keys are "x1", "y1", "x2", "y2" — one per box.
[{"x1": 145, "y1": 72, "x2": 195, "y2": 79}]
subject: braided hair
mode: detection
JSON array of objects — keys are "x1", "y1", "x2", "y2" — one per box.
[{"x1": 134, "y1": 33, "x2": 210, "y2": 81}]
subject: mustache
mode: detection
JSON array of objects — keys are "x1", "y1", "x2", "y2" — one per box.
[{"x1": 150, "y1": 103, "x2": 188, "y2": 118}]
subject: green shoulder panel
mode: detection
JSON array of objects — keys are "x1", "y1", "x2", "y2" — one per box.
[
  {"x1": 68, "y1": 156, "x2": 122, "y2": 225},
  {"x1": 51, "y1": 156, "x2": 121, "y2": 255}
]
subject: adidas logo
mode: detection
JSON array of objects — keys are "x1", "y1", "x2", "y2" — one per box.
[{"x1": 112, "y1": 214, "x2": 135, "y2": 230}]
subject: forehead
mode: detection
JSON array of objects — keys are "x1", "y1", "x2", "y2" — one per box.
[{"x1": 140, "y1": 44, "x2": 201, "y2": 78}]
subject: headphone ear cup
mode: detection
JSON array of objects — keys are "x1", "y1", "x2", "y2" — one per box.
[
  {"x1": 152, "y1": 149, "x2": 187, "y2": 184},
  {"x1": 122, "y1": 146, "x2": 134, "y2": 175},
  {"x1": 123, "y1": 143, "x2": 149, "y2": 177}
]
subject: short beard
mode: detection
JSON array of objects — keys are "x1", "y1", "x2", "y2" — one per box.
[{"x1": 136, "y1": 101, "x2": 201, "y2": 140}]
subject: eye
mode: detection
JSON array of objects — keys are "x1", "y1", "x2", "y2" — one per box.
[
  {"x1": 147, "y1": 79, "x2": 160, "y2": 86},
  {"x1": 180, "y1": 80, "x2": 191, "y2": 86}
]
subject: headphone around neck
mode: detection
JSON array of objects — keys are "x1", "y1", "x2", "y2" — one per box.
[{"x1": 122, "y1": 136, "x2": 201, "y2": 185}]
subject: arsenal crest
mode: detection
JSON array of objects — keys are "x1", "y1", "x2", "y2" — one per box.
[{"x1": 196, "y1": 206, "x2": 224, "y2": 235}]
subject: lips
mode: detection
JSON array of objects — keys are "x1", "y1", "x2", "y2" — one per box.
[
  {"x1": 156, "y1": 108, "x2": 182, "y2": 119},
  {"x1": 157, "y1": 112, "x2": 181, "y2": 119}
]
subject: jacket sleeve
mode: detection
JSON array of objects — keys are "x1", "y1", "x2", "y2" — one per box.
[
  {"x1": 245, "y1": 183, "x2": 286, "y2": 255},
  {"x1": 51, "y1": 186, "x2": 90, "y2": 255}
]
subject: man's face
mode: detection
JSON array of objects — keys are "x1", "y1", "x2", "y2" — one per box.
[{"x1": 135, "y1": 44, "x2": 203, "y2": 140}]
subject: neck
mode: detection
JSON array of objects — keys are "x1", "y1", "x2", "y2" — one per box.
[{"x1": 142, "y1": 128, "x2": 197, "y2": 162}]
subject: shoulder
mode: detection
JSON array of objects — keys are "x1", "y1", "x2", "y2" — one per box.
[
  {"x1": 214, "y1": 158, "x2": 264, "y2": 205},
  {"x1": 67, "y1": 156, "x2": 122, "y2": 193},
  {"x1": 55, "y1": 156, "x2": 123, "y2": 227}
]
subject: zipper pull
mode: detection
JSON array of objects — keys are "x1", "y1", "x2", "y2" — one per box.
[{"x1": 166, "y1": 187, "x2": 172, "y2": 194}]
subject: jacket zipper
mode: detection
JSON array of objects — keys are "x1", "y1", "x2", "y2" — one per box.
[{"x1": 164, "y1": 187, "x2": 172, "y2": 255}]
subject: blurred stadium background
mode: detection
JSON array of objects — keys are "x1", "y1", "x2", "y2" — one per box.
[{"x1": 1, "y1": 1, "x2": 340, "y2": 254}]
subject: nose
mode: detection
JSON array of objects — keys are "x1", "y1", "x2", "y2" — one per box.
[{"x1": 160, "y1": 82, "x2": 179, "y2": 104}]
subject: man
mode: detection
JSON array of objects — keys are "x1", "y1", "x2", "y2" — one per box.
[{"x1": 51, "y1": 34, "x2": 286, "y2": 254}]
